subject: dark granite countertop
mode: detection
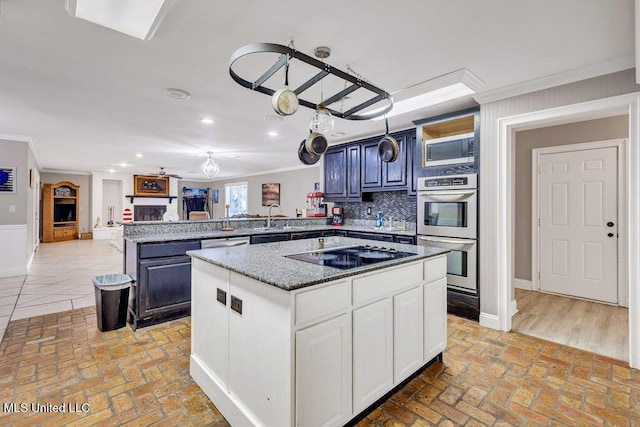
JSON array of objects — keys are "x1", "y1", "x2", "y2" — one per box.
[
  {"x1": 187, "y1": 237, "x2": 447, "y2": 291},
  {"x1": 124, "y1": 224, "x2": 417, "y2": 244}
]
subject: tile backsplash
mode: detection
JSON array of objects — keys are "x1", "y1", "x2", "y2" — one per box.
[{"x1": 336, "y1": 191, "x2": 416, "y2": 222}]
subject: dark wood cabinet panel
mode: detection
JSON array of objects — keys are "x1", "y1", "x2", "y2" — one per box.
[
  {"x1": 324, "y1": 145, "x2": 361, "y2": 202},
  {"x1": 382, "y1": 132, "x2": 407, "y2": 188},
  {"x1": 361, "y1": 140, "x2": 382, "y2": 189},
  {"x1": 394, "y1": 235, "x2": 416, "y2": 244},
  {"x1": 346, "y1": 231, "x2": 395, "y2": 242},
  {"x1": 250, "y1": 233, "x2": 291, "y2": 244}
]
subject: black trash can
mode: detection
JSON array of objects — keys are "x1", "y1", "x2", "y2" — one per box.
[{"x1": 93, "y1": 273, "x2": 132, "y2": 332}]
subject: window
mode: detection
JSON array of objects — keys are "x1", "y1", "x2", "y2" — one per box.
[{"x1": 225, "y1": 181, "x2": 248, "y2": 216}]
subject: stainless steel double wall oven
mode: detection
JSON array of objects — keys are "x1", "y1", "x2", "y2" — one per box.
[{"x1": 417, "y1": 174, "x2": 478, "y2": 293}]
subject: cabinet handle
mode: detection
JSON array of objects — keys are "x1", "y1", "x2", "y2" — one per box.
[
  {"x1": 216, "y1": 288, "x2": 227, "y2": 305},
  {"x1": 231, "y1": 295, "x2": 243, "y2": 314}
]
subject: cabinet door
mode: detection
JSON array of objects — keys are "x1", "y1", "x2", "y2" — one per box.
[
  {"x1": 296, "y1": 314, "x2": 352, "y2": 427},
  {"x1": 424, "y1": 277, "x2": 447, "y2": 362},
  {"x1": 382, "y1": 132, "x2": 407, "y2": 188},
  {"x1": 346, "y1": 231, "x2": 394, "y2": 242},
  {"x1": 407, "y1": 131, "x2": 421, "y2": 196},
  {"x1": 361, "y1": 140, "x2": 382, "y2": 189},
  {"x1": 346, "y1": 145, "x2": 361, "y2": 199},
  {"x1": 394, "y1": 286, "x2": 424, "y2": 383},
  {"x1": 324, "y1": 147, "x2": 348, "y2": 200},
  {"x1": 394, "y1": 235, "x2": 416, "y2": 245},
  {"x1": 353, "y1": 299, "x2": 393, "y2": 413},
  {"x1": 249, "y1": 233, "x2": 290, "y2": 244},
  {"x1": 290, "y1": 231, "x2": 324, "y2": 240},
  {"x1": 191, "y1": 261, "x2": 230, "y2": 388},
  {"x1": 138, "y1": 256, "x2": 192, "y2": 317}
]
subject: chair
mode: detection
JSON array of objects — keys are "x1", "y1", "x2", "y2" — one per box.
[{"x1": 188, "y1": 211, "x2": 210, "y2": 220}]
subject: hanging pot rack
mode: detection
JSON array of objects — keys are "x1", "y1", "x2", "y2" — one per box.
[{"x1": 229, "y1": 43, "x2": 394, "y2": 121}]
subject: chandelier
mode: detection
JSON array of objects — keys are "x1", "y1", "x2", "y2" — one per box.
[{"x1": 201, "y1": 152, "x2": 220, "y2": 179}]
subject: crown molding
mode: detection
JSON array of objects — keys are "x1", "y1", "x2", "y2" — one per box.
[
  {"x1": 473, "y1": 55, "x2": 635, "y2": 104},
  {"x1": 0, "y1": 133, "x2": 42, "y2": 171}
]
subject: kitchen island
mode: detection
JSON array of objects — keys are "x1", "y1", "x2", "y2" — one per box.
[{"x1": 188, "y1": 237, "x2": 448, "y2": 427}]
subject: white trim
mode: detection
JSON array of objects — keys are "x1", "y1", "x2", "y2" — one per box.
[
  {"x1": 479, "y1": 312, "x2": 500, "y2": 329},
  {"x1": 513, "y1": 279, "x2": 532, "y2": 291},
  {"x1": 531, "y1": 139, "x2": 628, "y2": 307},
  {"x1": 474, "y1": 56, "x2": 634, "y2": 104},
  {"x1": 487, "y1": 92, "x2": 640, "y2": 369},
  {"x1": 0, "y1": 224, "x2": 28, "y2": 230},
  {"x1": 0, "y1": 133, "x2": 41, "y2": 170},
  {"x1": 510, "y1": 299, "x2": 518, "y2": 317},
  {"x1": 0, "y1": 224, "x2": 28, "y2": 278}
]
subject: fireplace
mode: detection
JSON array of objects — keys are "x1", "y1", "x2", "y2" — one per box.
[{"x1": 134, "y1": 205, "x2": 166, "y2": 221}]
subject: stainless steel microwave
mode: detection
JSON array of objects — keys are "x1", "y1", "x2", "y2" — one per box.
[{"x1": 424, "y1": 132, "x2": 475, "y2": 167}]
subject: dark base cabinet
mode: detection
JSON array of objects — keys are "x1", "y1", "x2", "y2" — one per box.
[
  {"x1": 447, "y1": 290, "x2": 480, "y2": 321},
  {"x1": 125, "y1": 239, "x2": 200, "y2": 330}
]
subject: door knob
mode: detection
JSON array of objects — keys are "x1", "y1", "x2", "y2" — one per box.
[
  {"x1": 607, "y1": 221, "x2": 615, "y2": 227},
  {"x1": 607, "y1": 233, "x2": 614, "y2": 237}
]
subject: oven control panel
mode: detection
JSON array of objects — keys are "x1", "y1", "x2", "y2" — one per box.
[{"x1": 419, "y1": 174, "x2": 477, "y2": 191}]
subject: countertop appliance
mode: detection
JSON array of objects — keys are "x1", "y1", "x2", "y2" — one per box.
[
  {"x1": 285, "y1": 245, "x2": 416, "y2": 270},
  {"x1": 306, "y1": 191, "x2": 326, "y2": 217},
  {"x1": 417, "y1": 174, "x2": 478, "y2": 293},
  {"x1": 331, "y1": 206, "x2": 343, "y2": 226},
  {"x1": 424, "y1": 132, "x2": 475, "y2": 168}
]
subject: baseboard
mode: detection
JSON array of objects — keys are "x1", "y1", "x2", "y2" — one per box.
[
  {"x1": 510, "y1": 298, "x2": 518, "y2": 316},
  {"x1": 479, "y1": 312, "x2": 500, "y2": 330},
  {"x1": 513, "y1": 278, "x2": 532, "y2": 290},
  {"x1": 0, "y1": 266, "x2": 28, "y2": 278}
]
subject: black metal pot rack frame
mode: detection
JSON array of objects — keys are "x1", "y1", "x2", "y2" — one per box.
[{"x1": 229, "y1": 43, "x2": 394, "y2": 121}]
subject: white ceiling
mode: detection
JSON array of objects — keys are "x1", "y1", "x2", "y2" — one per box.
[{"x1": 0, "y1": 0, "x2": 634, "y2": 180}]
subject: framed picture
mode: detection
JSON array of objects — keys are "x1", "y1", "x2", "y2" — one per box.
[
  {"x1": 212, "y1": 189, "x2": 219, "y2": 204},
  {"x1": 133, "y1": 175, "x2": 170, "y2": 197},
  {"x1": 0, "y1": 167, "x2": 16, "y2": 194},
  {"x1": 262, "y1": 183, "x2": 280, "y2": 206}
]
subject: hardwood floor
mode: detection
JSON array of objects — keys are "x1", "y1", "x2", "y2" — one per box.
[{"x1": 512, "y1": 288, "x2": 629, "y2": 362}]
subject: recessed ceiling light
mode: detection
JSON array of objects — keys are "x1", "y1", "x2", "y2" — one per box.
[
  {"x1": 264, "y1": 115, "x2": 283, "y2": 122},
  {"x1": 120, "y1": 162, "x2": 127, "y2": 167},
  {"x1": 201, "y1": 117, "x2": 214, "y2": 124},
  {"x1": 108, "y1": 168, "x2": 116, "y2": 173},
  {"x1": 268, "y1": 131, "x2": 278, "y2": 137},
  {"x1": 164, "y1": 88, "x2": 191, "y2": 100},
  {"x1": 135, "y1": 153, "x2": 143, "y2": 158}
]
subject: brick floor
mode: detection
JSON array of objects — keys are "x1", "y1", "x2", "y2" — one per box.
[{"x1": 0, "y1": 309, "x2": 638, "y2": 426}]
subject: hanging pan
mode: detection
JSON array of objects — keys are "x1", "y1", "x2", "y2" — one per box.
[
  {"x1": 272, "y1": 57, "x2": 299, "y2": 116},
  {"x1": 298, "y1": 139, "x2": 321, "y2": 165},
  {"x1": 377, "y1": 117, "x2": 398, "y2": 162},
  {"x1": 305, "y1": 129, "x2": 328, "y2": 155}
]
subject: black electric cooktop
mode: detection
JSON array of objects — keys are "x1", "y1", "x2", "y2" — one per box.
[{"x1": 285, "y1": 245, "x2": 417, "y2": 270}]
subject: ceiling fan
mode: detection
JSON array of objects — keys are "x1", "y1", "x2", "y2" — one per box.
[{"x1": 147, "y1": 167, "x2": 183, "y2": 180}]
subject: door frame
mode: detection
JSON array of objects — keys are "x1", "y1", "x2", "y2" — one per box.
[
  {"x1": 483, "y1": 91, "x2": 640, "y2": 369},
  {"x1": 531, "y1": 139, "x2": 627, "y2": 307}
]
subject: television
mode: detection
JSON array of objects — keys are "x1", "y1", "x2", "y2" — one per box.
[{"x1": 54, "y1": 201, "x2": 76, "y2": 222}]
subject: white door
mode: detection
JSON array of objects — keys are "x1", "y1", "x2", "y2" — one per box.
[
  {"x1": 353, "y1": 298, "x2": 393, "y2": 413},
  {"x1": 393, "y1": 287, "x2": 424, "y2": 383},
  {"x1": 538, "y1": 146, "x2": 618, "y2": 303}
]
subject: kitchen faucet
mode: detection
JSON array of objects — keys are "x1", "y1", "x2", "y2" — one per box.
[{"x1": 267, "y1": 204, "x2": 281, "y2": 228}]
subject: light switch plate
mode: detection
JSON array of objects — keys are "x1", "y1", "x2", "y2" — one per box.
[{"x1": 9, "y1": 205, "x2": 16, "y2": 213}]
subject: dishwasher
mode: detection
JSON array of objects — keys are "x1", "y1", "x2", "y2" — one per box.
[{"x1": 200, "y1": 236, "x2": 250, "y2": 249}]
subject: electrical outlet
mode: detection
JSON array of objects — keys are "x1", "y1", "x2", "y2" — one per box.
[{"x1": 366, "y1": 207, "x2": 372, "y2": 215}]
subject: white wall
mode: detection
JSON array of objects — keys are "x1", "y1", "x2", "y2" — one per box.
[
  {"x1": 0, "y1": 139, "x2": 38, "y2": 277},
  {"x1": 209, "y1": 166, "x2": 322, "y2": 218}
]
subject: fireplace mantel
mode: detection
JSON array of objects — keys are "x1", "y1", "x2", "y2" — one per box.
[{"x1": 125, "y1": 195, "x2": 177, "y2": 204}]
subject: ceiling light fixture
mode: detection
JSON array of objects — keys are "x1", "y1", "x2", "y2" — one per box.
[
  {"x1": 268, "y1": 131, "x2": 278, "y2": 137},
  {"x1": 201, "y1": 117, "x2": 214, "y2": 124},
  {"x1": 201, "y1": 151, "x2": 220, "y2": 179},
  {"x1": 135, "y1": 153, "x2": 143, "y2": 158},
  {"x1": 64, "y1": 0, "x2": 175, "y2": 40},
  {"x1": 164, "y1": 88, "x2": 191, "y2": 100},
  {"x1": 370, "y1": 69, "x2": 484, "y2": 120}
]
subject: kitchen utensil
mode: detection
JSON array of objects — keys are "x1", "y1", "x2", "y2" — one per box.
[
  {"x1": 377, "y1": 118, "x2": 399, "y2": 162},
  {"x1": 272, "y1": 59, "x2": 298, "y2": 116},
  {"x1": 305, "y1": 130, "x2": 328, "y2": 155},
  {"x1": 298, "y1": 140, "x2": 321, "y2": 165}
]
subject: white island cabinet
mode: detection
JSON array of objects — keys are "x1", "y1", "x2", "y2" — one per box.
[{"x1": 189, "y1": 240, "x2": 447, "y2": 427}]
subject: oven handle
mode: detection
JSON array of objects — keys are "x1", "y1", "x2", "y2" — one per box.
[
  {"x1": 417, "y1": 236, "x2": 476, "y2": 246},
  {"x1": 418, "y1": 189, "x2": 476, "y2": 201}
]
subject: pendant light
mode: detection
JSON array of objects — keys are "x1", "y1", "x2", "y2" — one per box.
[{"x1": 201, "y1": 151, "x2": 220, "y2": 179}]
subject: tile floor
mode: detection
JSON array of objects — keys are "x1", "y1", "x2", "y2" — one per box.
[
  {"x1": 0, "y1": 240, "x2": 122, "y2": 340},
  {"x1": 0, "y1": 309, "x2": 638, "y2": 426}
]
